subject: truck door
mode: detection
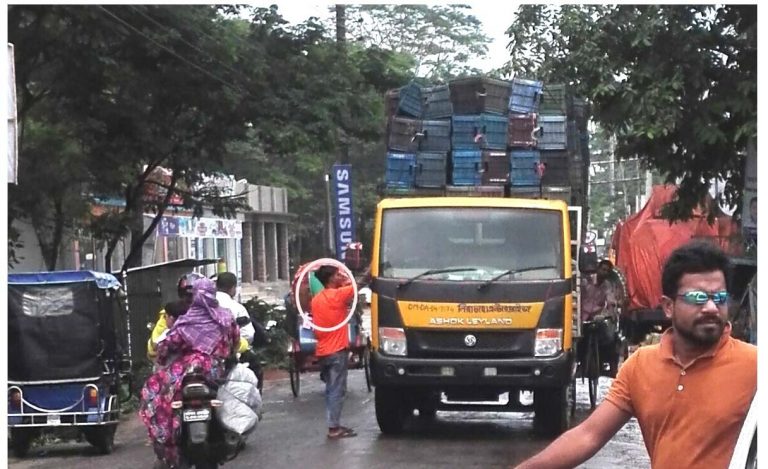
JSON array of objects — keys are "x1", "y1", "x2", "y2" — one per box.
[{"x1": 568, "y1": 206, "x2": 582, "y2": 339}]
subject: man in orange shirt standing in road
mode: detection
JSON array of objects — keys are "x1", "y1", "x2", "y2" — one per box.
[
  {"x1": 311, "y1": 264, "x2": 369, "y2": 439},
  {"x1": 514, "y1": 240, "x2": 756, "y2": 469}
]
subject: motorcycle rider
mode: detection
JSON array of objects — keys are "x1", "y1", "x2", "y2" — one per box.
[
  {"x1": 215, "y1": 272, "x2": 268, "y2": 389},
  {"x1": 140, "y1": 276, "x2": 241, "y2": 469},
  {"x1": 147, "y1": 272, "x2": 203, "y2": 361}
]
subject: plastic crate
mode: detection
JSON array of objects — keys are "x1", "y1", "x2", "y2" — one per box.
[
  {"x1": 449, "y1": 77, "x2": 511, "y2": 115},
  {"x1": 415, "y1": 152, "x2": 448, "y2": 188},
  {"x1": 507, "y1": 113, "x2": 538, "y2": 148},
  {"x1": 386, "y1": 152, "x2": 416, "y2": 188},
  {"x1": 398, "y1": 82, "x2": 423, "y2": 118},
  {"x1": 451, "y1": 114, "x2": 508, "y2": 151},
  {"x1": 481, "y1": 150, "x2": 509, "y2": 185},
  {"x1": 387, "y1": 116, "x2": 422, "y2": 152},
  {"x1": 423, "y1": 85, "x2": 453, "y2": 119},
  {"x1": 537, "y1": 115, "x2": 567, "y2": 150},
  {"x1": 539, "y1": 84, "x2": 570, "y2": 115},
  {"x1": 451, "y1": 150, "x2": 482, "y2": 185},
  {"x1": 509, "y1": 77, "x2": 543, "y2": 114},
  {"x1": 509, "y1": 149, "x2": 541, "y2": 186},
  {"x1": 420, "y1": 119, "x2": 451, "y2": 152},
  {"x1": 538, "y1": 150, "x2": 570, "y2": 186}
]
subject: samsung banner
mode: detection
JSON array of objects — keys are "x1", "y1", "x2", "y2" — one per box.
[{"x1": 330, "y1": 164, "x2": 355, "y2": 261}]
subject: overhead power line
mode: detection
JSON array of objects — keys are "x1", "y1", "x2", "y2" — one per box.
[{"x1": 97, "y1": 6, "x2": 247, "y2": 97}]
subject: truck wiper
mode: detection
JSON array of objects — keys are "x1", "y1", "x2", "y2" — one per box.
[
  {"x1": 477, "y1": 265, "x2": 557, "y2": 291},
  {"x1": 397, "y1": 267, "x2": 480, "y2": 289}
]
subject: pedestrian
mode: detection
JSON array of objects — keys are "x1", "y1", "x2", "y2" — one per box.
[
  {"x1": 311, "y1": 264, "x2": 369, "y2": 439},
  {"x1": 514, "y1": 240, "x2": 756, "y2": 469}
]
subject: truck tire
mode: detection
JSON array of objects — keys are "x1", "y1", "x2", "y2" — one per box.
[
  {"x1": 533, "y1": 385, "x2": 571, "y2": 437},
  {"x1": 375, "y1": 386, "x2": 409, "y2": 434}
]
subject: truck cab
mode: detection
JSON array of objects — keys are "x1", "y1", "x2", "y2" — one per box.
[{"x1": 369, "y1": 196, "x2": 579, "y2": 435}]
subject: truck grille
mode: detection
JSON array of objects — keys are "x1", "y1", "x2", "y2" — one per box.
[{"x1": 406, "y1": 330, "x2": 535, "y2": 359}]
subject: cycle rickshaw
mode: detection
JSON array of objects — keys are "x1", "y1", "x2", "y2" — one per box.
[
  {"x1": 283, "y1": 262, "x2": 372, "y2": 397},
  {"x1": 574, "y1": 262, "x2": 628, "y2": 410}
]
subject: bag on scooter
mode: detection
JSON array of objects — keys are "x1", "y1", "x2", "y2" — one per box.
[{"x1": 216, "y1": 363, "x2": 262, "y2": 435}]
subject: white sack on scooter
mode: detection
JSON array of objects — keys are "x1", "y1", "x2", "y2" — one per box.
[{"x1": 216, "y1": 363, "x2": 262, "y2": 435}]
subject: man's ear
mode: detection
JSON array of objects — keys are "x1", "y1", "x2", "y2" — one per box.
[{"x1": 660, "y1": 296, "x2": 674, "y2": 320}]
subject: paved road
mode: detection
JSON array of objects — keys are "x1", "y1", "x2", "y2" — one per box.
[{"x1": 8, "y1": 370, "x2": 649, "y2": 469}]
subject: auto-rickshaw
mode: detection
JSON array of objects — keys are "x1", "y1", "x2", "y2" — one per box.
[{"x1": 7, "y1": 271, "x2": 132, "y2": 457}]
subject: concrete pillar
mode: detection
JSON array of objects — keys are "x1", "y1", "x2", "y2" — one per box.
[
  {"x1": 254, "y1": 221, "x2": 267, "y2": 282},
  {"x1": 241, "y1": 222, "x2": 253, "y2": 283},
  {"x1": 277, "y1": 223, "x2": 290, "y2": 280},
  {"x1": 265, "y1": 223, "x2": 279, "y2": 281}
]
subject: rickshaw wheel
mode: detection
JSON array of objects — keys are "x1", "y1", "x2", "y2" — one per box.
[
  {"x1": 83, "y1": 424, "x2": 116, "y2": 454},
  {"x1": 10, "y1": 428, "x2": 35, "y2": 458},
  {"x1": 289, "y1": 355, "x2": 300, "y2": 397},
  {"x1": 362, "y1": 347, "x2": 372, "y2": 392}
]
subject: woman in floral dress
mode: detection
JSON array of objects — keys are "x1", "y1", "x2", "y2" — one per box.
[{"x1": 139, "y1": 277, "x2": 240, "y2": 468}]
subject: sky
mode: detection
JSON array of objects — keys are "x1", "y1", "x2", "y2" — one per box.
[{"x1": 266, "y1": 2, "x2": 516, "y2": 72}]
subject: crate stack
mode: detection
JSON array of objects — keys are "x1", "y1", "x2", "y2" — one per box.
[
  {"x1": 507, "y1": 78, "x2": 544, "y2": 190},
  {"x1": 385, "y1": 81, "x2": 423, "y2": 190},
  {"x1": 383, "y1": 77, "x2": 590, "y2": 202},
  {"x1": 447, "y1": 77, "x2": 511, "y2": 190}
]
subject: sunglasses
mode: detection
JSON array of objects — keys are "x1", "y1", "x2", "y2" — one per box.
[{"x1": 676, "y1": 290, "x2": 729, "y2": 305}]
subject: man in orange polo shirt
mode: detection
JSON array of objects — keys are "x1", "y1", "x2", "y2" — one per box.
[
  {"x1": 311, "y1": 264, "x2": 369, "y2": 439},
  {"x1": 514, "y1": 240, "x2": 757, "y2": 469}
]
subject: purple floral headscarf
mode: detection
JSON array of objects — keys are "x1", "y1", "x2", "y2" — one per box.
[{"x1": 172, "y1": 277, "x2": 234, "y2": 354}]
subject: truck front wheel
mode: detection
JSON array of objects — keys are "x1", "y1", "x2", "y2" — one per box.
[
  {"x1": 375, "y1": 386, "x2": 409, "y2": 434},
  {"x1": 533, "y1": 385, "x2": 571, "y2": 437}
]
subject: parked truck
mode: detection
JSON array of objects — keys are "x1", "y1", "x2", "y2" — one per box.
[{"x1": 368, "y1": 77, "x2": 591, "y2": 436}]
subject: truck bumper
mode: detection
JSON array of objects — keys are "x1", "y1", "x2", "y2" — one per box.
[{"x1": 371, "y1": 351, "x2": 574, "y2": 390}]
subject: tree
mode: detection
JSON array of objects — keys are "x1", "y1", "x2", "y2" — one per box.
[
  {"x1": 504, "y1": 5, "x2": 757, "y2": 220},
  {"x1": 9, "y1": 5, "x2": 254, "y2": 272},
  {"x1": 337, "y1": 4, "x2": 492, "y2": 82}
]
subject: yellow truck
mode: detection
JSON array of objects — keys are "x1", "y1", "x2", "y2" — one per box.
[{"x1": 369, "y1": 196, "x2": 582, "y2": 436}]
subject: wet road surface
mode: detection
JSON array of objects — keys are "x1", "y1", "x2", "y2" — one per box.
[{"x1": 8, "y1": 370, "x2": 650, "y2": 468}]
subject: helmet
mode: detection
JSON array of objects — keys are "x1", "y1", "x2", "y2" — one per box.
[{"x1": 177, "y1": 272, "x2": 205, "y2": 298}]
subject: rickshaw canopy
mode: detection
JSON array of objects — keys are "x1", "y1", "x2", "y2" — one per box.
[
  {"x1": 8, "y1": 270, "x2": 125, "y2": 383},
  {"x1": 8, "y1": 270, "x2": 121, "y2": 289}
]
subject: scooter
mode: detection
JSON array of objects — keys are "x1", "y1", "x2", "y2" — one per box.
[{"x1": 172, "y1": 367, "x2": 245, "y2": 469}]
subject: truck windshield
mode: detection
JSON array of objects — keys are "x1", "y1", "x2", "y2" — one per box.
[{"x1": 379, "y1": 207, "x2": 564, "y2": 281}]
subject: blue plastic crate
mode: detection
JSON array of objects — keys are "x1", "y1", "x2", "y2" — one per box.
[
  {"x1": 415, "y1": 152, "x2": 448, "y2": 188},
  {"x1": 420, "y1": 119, "x2": 451, "y2": 152},
  {"x1": 398, "y1": 82, "x2": 423, "y2": 118},
  {"x1": 451, "y1": 114, "x2": 508, "y2": 150},
  {"x1": 423, "y1": 85, "x2": 453, "y2": 119},
  {"x1": 386, "y1": 152, "x2": 416, "y2": 188},
  {"x1": 509, "y1": 77, "x2": 543, "y2": 114},
  {"x1": 537, "y1": 115, "x2": 568, "y2": 150},
  {"x1": 451, "y1": 150, "x2": 482, "y2": 185},
  {"x1": 509, "y1": 149, "x2": 541, "y2": 186}
]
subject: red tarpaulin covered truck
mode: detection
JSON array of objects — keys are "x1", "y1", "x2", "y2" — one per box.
[{"x1": 610, "y1": 184, "x2": 745, "y2": 345}]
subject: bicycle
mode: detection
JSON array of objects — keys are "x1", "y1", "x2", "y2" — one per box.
[{"x1": 580, "y1": 319, "x2": 603, "y2": 409}]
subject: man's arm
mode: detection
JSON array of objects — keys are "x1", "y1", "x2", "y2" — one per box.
[{"x1": 514, "y1": 400, "x2": 632, "y2": 469}]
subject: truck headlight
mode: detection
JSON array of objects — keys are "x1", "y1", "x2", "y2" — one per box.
[
  {"x1": 535, "y1": 328, "x2": 562, "y2": 357},
  {"x1": 379, "y1": 327, "x2": 407, "y2": 356}
]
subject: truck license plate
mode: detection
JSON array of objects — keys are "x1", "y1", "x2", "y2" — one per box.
[
  {"x1": 182, "y1": 408, "x2": 211, "y2": 422},
  {"x1": 47, "y1": 414, "x2": 61, "y2": 425}
]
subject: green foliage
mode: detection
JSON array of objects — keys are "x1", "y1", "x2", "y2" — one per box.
[
  {"x1": 505, "y1": 5, "x2": 756, "y2": 221},
  {"x1": 243, "y1": 298, "x2": 290, "y2": 368},
  {"x1": 341, "y1": 4, "x2": 491, "y2": 82}
]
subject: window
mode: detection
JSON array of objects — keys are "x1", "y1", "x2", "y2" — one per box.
[
  {"x1": 379, "y1": 207, "x2": 563, "y2": 281},
  {"x1": 22, "y1": 287, "x2": 75, "y2": 317}
]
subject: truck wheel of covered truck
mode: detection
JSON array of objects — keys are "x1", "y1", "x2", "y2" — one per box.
[
  {"x1": 375, "y1": 386, "x2": 410, "y2": 434},
  {"x1": 533, "y1": 384, "x2": 572, "y2": 437}
]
